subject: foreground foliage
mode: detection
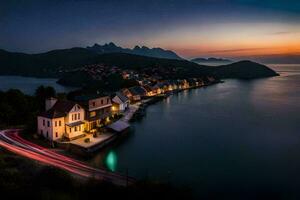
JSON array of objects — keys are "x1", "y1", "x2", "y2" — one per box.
[
  {"x1": 0, "y1": 150, "x2": 194, "y2": 200},
  {"x1": 0, "y1": 86, "x2": 58, "y2": 132}
]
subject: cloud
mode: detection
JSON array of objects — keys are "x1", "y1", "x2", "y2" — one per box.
[
  {"x1": 206, "y1": 47, "x2": 271, "y2": 53},
  {"x1": 269, "y1": 31, "x2": 292, "y2": 35}
]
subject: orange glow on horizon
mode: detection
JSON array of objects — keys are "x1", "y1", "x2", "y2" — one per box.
[
  {"x1": 148, "y1": 22, "x2": 300, "y2": 58},
  {"x1": 173, "y1": 44, "x2": 300, "y2": 58}
]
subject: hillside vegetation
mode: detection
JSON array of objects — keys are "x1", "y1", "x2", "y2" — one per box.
[{"x1": 0, "y1": 48, "x2": 278, "y2": 80}]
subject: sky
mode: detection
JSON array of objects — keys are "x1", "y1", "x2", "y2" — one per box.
[{"x1": 1, "y1": 0, "x2": 300, "y2": 59}]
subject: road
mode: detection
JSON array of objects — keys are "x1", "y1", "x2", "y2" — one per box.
[{"x1": 0, "y1": 129, "x2": 135, "y2": 186}]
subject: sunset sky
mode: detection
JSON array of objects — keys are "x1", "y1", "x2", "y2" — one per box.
[{"x1": 1, "y1": 0, "x2": 300, "y2": 59}]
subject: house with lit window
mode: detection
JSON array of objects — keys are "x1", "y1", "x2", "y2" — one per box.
[
  {"x1": 153, "y1": 82, "x2": 168, "y2": 94},
  {"x1": 152, "y1": 84, "x2": 162, "y2": 95},
  {"x1": 37, "y1": 98, "x2": 85, "y2": 141},
  {"x1": 112, "y1": 92, "x2": 129, "y2": 112},
  {"x1": 73, "y1": 94, "x2": 112, "y2": 132},
  {"x1": 187, "y1": 78, "x2": 197, "y2": 88},
  {"x1": 122, "y1": 86, "x2": 147, "y2": 102},
  {"x1": 142, "y1": 85, "x2": 156, "y2": 96}
]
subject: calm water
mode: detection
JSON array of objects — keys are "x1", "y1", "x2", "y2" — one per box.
[
  {"x1": 0, "y1": 76, "x2": 77, "y2": 95},
  {"x1": 92, "y1": 64, "x2": 300, "y2": 198},
  {"x1": 1, "y1": 65, "x2": 300, "y2": 197}
]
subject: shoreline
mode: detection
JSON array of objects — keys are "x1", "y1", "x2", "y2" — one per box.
[
  {"x1": 57, "y1": 79, "x2": 222, "y2": 156},
  {"x1": 0, "y1": 79, "x2": 222, "y2": 159}
]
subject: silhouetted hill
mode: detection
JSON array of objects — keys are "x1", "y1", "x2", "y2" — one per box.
[
  {"x1": 0, "y1": 48, "x2": 98, "y2": 77},
  {"x1": 236, "y1": 54, "x2": 300, "y2": 64},
  {"x1": 57, "y1": 53, "x2": 211, "y2": 87},
  {"x1": 211, "y1": 60, "x2": 279, "y2": 79},
  {"x1": 91, "y1": 52, "x2": 204, "y2": 70},
  {"x1": 86, "y1": 42, "x2": 182, "y2": 60},
  {"x1": 0, "y1": 48, "x2": 205, "y2": 77},
  {"x1": 0, "y1": 49, "x2": 278, "y2": 82}
]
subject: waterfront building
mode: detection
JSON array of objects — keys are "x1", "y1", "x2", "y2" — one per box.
[
  {"x1": 142, "y1": 85, "x2": 156, "y2": 96},
  {"x1": 74, "y1": 94, "x2": 112, "y2": 132},
  {"x1": 151, "y1": 85, "x2": 162, "y2": 95},
  {"x1": 37, "y1": 98, "x2": 85, "y2": 141},
  {"x1": 187, "y1": 78, "x2": 198, "y2": 87},
  {"x1": 112, "y1": 92, "x2": 130, "y2": 112},
  {"x1": 122, "y1": 86, "x2": 147, "y2": 102}
]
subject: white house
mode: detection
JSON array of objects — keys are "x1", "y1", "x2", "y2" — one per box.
[
  {"x1": 112, "y1": 92, "x2": 129, "y2": 112},
  {"x1": 37, "y1": 98, "x2": 85, "y2": 141}
]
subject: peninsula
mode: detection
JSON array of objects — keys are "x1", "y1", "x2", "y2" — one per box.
[{"x1": 0, "y1": 47, "x2": 278, "y2": 82}]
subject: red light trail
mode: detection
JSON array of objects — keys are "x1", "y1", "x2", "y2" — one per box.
[{"x1": 0, "y1": 129, "x2": 134, "y2": 186}]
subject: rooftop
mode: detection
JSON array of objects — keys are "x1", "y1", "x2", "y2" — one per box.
[
  {"x1": 73, "y1": 94, "x2": 109, "y2": 102},
  {"x1": 128, "y1": 86, "x2": 147, "y2": 96},
  {"x1": 39, "y1": 100, "x2": 78, "y2": 119},
  {"x1": 115, "y1": 92, "x2": 129, "y2": 103}
]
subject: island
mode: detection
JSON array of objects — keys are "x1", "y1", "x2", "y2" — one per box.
[{"x1": 191, "y1": 57, "x2": 232, "y2": 64}]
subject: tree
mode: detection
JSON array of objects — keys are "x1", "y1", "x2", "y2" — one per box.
[
  {"x1": 35, "y1": 86, "x2": 56, "y2": 110},
  {"x1": 0, "y1": 89, "x2": 37, "y2": 126}
]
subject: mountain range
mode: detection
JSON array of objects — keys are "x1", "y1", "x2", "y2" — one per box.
[{"x1": 86, "y1": 42, "x2": 182, "y2": 60}]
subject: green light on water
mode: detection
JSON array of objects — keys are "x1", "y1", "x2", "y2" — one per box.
[{"x1": 105, "y1": 151, "x2": 117, "y2": 172}]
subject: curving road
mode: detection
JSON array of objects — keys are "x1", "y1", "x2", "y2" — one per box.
[{"x1": 0, "y1": 129, "x2": 135, "y2": 186}]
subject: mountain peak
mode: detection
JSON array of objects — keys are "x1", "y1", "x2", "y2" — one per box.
[
  {"x1": 103, "y1": 42, "x2": 117, "y2": 47},
  {"x1": 92, "y1": 43, "x2": 100, "y2": 47},
  {"x1": 86, "y1": 42, "x2": 183, "y2": 60},
  {"x1": 133, "y1": 45, "x2": 141, "y2": 50},
  {"x1": 141, "y1": 46, "x2": 149, "y2": 50}
]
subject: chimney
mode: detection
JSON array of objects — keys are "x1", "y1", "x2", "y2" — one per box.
[{"x1": 45, "y1": 97, "x2": 57, "y2": 111}]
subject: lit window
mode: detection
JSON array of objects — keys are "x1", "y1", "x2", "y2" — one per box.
[
  {"x1": 90, "y1": 111, "x2": 96, "y2": 117},
  {"x1": 69, "y1": 128, "x2": 71, "y2": 132},
  {"x1": 75, "y1": 127, "x2": 77, "y2": 131},
  {"x1": 59, "y1": 121, "x2": 61, "y2": 126},
  {"x1": 55, "y1": 132, "x2": 58, "y2": 137},
  {"x1": 78, "y1": 113, "x2": 80, "y2": 120},
  {"x1": 55, "y1": 121, "x2": 57, "y2": 127}
]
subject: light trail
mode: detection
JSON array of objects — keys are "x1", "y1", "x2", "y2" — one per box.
[{"x1": 0, "y1": 129, "x2": 135, "y2": 186}]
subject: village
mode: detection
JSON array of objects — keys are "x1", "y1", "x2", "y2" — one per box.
[{"x1": 37, "y1": 64, "x2": 218, "y2": 154}]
